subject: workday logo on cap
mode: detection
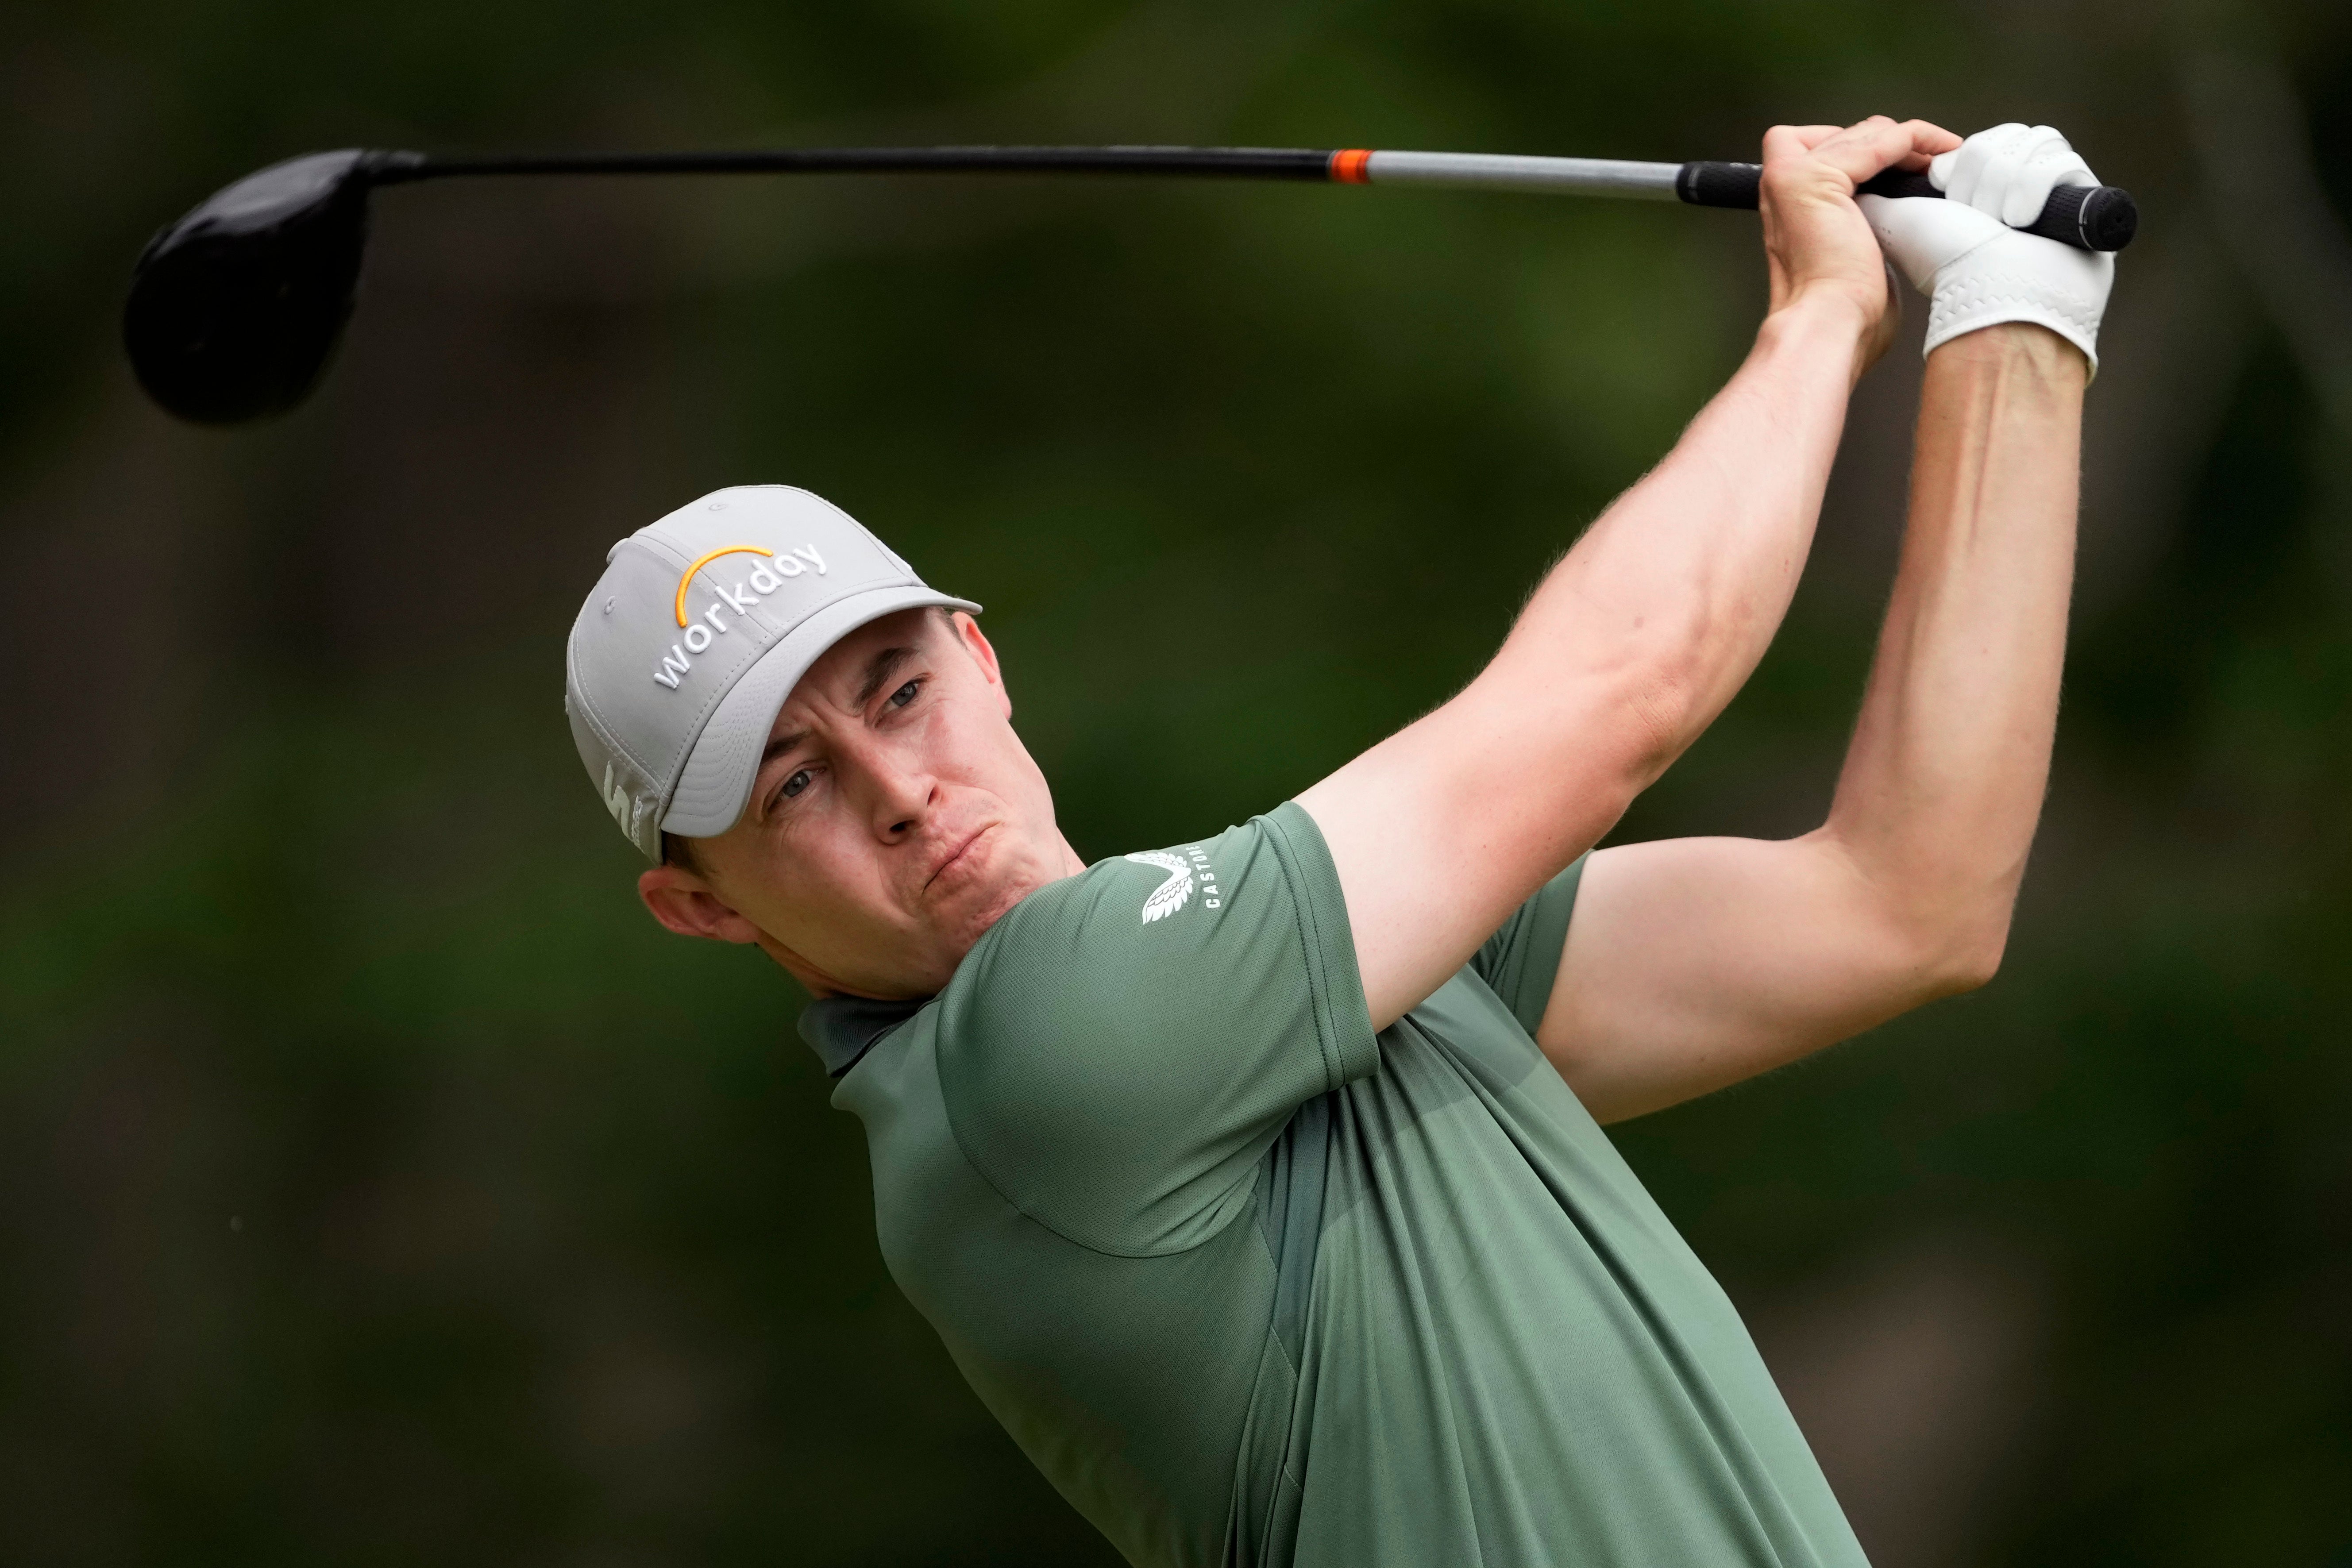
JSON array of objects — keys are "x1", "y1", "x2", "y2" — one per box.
[
  {"x1": 562, "y1": 485, "x2": 979, "y2": 862},
  {"x1": 650, "y1": 540, "x2": 835, "y2": 692}
]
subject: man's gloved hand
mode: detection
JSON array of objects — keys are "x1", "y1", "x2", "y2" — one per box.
[{"x1": 1858, "y1": 123, "x2": 2114, "y2": 374}]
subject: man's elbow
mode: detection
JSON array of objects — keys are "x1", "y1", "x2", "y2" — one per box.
[
  {"x1": 1617, "y1": 664, "x2": 1704, "y2": 789},
  {"x1": 1915, "y1": 911, "x2": 2011, "y2": 997},
  {"x1": 1815, "y1": 830, "x2": 2021, "y2": 1000}
]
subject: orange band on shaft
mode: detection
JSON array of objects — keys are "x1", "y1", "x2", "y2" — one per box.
[{"x1": 1331, "y1": 148, "x2": 1373, "y2": 184}]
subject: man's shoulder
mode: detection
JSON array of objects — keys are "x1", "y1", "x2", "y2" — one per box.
[
  {"x1": 947, "y1": 810, "x2": 1317, "y2": 1006},
  {"x1": 908, "y1": 805, "x2": 1370, "y2": 1255}
]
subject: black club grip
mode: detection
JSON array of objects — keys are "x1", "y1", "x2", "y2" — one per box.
[{"x1": 1673, "y1": 160, "x2": 2137, "y2": 252}]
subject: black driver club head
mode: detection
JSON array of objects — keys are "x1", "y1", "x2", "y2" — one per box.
[{"x1": 123, "y1": 149, "x2": 418, "y2": 425}]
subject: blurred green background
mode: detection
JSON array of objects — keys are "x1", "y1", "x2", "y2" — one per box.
[{"x1": 4, "y1": 0, "x2": 2349, "y2": 1562}]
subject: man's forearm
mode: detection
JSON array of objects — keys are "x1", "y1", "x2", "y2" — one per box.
[
  {"x1": 1303, "y1": 294, "x2": 1870, "y2": 1028},
  {"x1": 1484, "y1": 291, "x2": 1868, "y2": 805},
  {"x1": 1820, "y1": 324, "x2": 2086, "y2": 972},
  {"x1": 1535, "y1": 324, "x2": 2085, "y2": 1121}
]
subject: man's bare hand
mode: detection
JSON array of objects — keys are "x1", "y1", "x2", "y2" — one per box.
[{"x1": 1760, "y1": 117, "x2": 1962, "y2": 370}]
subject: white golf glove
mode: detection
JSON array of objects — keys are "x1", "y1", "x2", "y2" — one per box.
[{"x1": 1859, "y1": 123, "x2": 2114, "y2": 375}]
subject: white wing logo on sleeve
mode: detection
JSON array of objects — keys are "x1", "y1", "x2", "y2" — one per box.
[{"x1": 1123, "y1": 851, "x2": 1195, "y2": 924}]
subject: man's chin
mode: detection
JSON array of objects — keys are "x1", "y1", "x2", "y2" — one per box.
[
  {"x1": 929, "y1": 841, "x2": 1064, "y2": 970},
  {"x1": 939, "y1": 870, "x2": 1044, "y2": 959},
  {"x1": 788, "y1": 831, "x2": 1071, "y2": 999}
]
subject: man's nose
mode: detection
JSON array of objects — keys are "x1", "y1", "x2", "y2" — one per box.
[{"x1": 861, "y1": 748, "x2": 938, "y2": 840}]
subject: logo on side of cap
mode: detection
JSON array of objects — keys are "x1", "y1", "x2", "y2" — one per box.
[
  {"x1": 651, "y1": 543, "x2": 832, "y2": 693},
  {"x1": 598, "y1": 760, "x2": 655, "y2": 843}
]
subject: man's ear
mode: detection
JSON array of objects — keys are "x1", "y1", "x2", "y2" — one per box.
[
  {"x1": 637, "y1": 863, "x2": 766, "y2": 945},
  {"x1": 950, "y1": 611, "x2": 1011, "y2": 716}
]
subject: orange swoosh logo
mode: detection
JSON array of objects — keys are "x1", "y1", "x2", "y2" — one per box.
[{"x1": 674, "y1": 545, "x2": 773, "y2": 626}]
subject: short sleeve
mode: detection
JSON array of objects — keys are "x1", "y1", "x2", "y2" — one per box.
[
  {"x1": 1470, "y1": 854, "x2": 1588, "y2": 1036},
  {"x1": 933, "y1": 802, "x2": 1378, "y2": 1256}
]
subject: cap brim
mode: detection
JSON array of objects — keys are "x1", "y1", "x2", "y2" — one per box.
[{"x1": 660, "y1": 584, "x2": 982, "y2": 841}]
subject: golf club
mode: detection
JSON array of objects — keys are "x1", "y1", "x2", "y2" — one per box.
[{"x1": 123, "y1": 143, "x2": 2140, "y2": 426}]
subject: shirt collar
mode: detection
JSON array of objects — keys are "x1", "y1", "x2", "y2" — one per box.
[{"x1": 798, "y1": 994, "x2": 927, "y2": 1077}]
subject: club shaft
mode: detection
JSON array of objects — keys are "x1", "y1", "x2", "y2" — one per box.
[
  {"x1": 371, "y1": 144, "x2": 2132, "y2": 250},
  {"x1": 1360, "y1": 150, "x2": 1683, "y2": 197},
  {"x1": 390, "y1": 146, "x2": 1684, "y2": 196},
  {"x1": 389, "y1": 146, "x2": 1338, "y2": 182}
]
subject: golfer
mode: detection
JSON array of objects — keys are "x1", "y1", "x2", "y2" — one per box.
[{"x1": 562, "y1": 117, "x2": 2111, "y2": 1566}]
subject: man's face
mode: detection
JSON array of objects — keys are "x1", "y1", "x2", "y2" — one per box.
[{"x1": 636, "y1": 609, "x2": 1080, "y2": 998}]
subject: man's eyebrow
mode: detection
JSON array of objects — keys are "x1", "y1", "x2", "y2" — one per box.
[
  {"x1": 756, "y1": 646, "x2": 921, "y2": 775},
  {"x1": 853, "y1": 645, "x2": 919, "y2": 709}
]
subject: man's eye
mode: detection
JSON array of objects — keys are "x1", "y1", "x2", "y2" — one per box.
[
  {"x1": 780, "y1": 768, "x2": 814, "y2": 800},
  {"x1": 887, "y1": 679, "x2": 922, "y2": 709}
]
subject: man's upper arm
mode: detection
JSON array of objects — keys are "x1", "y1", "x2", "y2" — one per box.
[
  {"x1": 1536, "y1": 832, "x2": 1961, "y2": 1124},
  {"x1": 1294, "y1": 670, "x2": 1665, "y2": 1031}
]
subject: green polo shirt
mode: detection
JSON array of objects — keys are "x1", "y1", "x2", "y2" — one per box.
[{"x1": 808, "y1": 803, "x2": 1864, "y2": 1568}]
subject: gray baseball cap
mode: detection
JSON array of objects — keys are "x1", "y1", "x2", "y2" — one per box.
[{"x1": 564, "y1": 485, "x2": 979, "y2": 861}]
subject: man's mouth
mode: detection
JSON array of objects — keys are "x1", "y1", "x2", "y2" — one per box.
[{"x1": 924, "y1": 823, "x2": 995, "y2": 893}]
